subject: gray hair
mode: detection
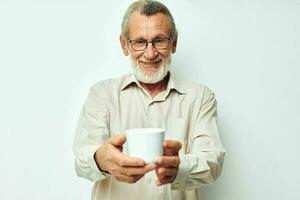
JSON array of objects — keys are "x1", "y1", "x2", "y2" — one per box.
[{"x1": 121, "y1": 0, "x2": 177, "y2": 39}]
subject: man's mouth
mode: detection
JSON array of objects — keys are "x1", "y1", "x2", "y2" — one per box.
[{"x1": 139, "y1": 60, "x2": 162, "y2": 65}]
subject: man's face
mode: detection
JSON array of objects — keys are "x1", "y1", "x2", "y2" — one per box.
[{"x1": 120, "y1": 11, "x2": 177, "y2": 83}]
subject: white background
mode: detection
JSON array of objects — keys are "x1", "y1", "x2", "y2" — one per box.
[{"x1": 0, "y1": 0, "x2": 299, "y2": 199}]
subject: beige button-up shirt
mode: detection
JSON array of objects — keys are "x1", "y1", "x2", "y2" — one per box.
[{"x1": 73, "y1": 73, "x2": 225, "y2": 200}]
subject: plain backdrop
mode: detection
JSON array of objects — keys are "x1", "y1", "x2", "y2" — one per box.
[{"x1": 0, "y1": 0, "x2": 299, "y2": 199}]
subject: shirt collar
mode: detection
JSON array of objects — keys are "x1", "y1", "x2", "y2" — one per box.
[
  {"x1": 120, "y1": 73, "x2": 140, "y2": 91},
  {"x1": 121, "y1": 72, "x2": 187, "y2": 95}
]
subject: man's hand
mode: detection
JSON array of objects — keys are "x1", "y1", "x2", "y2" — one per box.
[
  {"x1": 155, "y1": 140, "x2": 182, "y2": 186},
  {"x1": 94, "y1": 135, "x2": 156, "y2": 183}
]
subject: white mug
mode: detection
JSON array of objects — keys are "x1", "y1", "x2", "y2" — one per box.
[{"x1": 125, "y1": 128, "x2": 165, "y2": 163}]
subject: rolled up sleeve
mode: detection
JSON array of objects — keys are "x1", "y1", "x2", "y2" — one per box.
[
  {"x1": 73, "y1": 84, "x2": 111, "y2": 182},
  {"x1": 172, "y1": 88, "x2": 225, "y2": 190}
]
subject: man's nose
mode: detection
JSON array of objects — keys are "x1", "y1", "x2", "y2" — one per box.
[{"x1": 144, "y1": 43, "x2": 158, "y2": 59}]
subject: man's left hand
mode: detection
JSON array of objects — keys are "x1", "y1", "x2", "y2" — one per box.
[{"x1": 155, "y1": 140, "x2": 182, "y2": 186}]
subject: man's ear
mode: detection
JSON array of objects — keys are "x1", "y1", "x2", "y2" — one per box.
[
  {"x1": 120, "y1": 36, "x2": 129, "y2": 56},
  {"x1": 171, "y1": 33, "x2": 178, "y2": 54}
]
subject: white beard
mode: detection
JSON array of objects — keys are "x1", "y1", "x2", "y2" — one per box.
[{"x1": 129, "y1": 55, "x2": 171, "y2": 84}]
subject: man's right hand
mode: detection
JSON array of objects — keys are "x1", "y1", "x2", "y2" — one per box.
[{"x1": 94, "y1": 135, "x2": 156, "y2": 183}]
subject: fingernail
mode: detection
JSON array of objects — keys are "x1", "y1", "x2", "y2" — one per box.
[
  {"x1": 138, "y1": 160, "x2": 145, "y2": 166},
  {"x1": 156, "y1": 180, "x2": 161, "y2": 186}
]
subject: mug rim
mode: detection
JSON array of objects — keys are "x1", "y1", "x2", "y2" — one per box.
[{"x1": 125, "y1": 128, "x2": 165, "y2": 134}]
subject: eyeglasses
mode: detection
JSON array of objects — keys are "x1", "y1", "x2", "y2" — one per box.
[{"x1": 128, "y1": 37, "x2": 171, "y2": 51}]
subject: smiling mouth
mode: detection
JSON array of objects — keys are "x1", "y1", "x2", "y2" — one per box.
[{"x1": 139, "y1": 60, "x2": 162, "y2": 65}]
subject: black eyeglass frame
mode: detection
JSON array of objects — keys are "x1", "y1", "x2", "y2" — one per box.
[{"x1": 128, "y1": 37, "x2": 172, "y2": 51}]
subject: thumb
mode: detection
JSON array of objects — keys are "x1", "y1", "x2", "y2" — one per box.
[{"x1": 108, "y1": 135, "x2": 126, "y2": 147}]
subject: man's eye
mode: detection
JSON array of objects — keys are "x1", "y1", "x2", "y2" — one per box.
[
  {"x1": 134, "y1": 40, "x2": 146, "y2": 44},
  {"x1": 155, "y1": 39, "x2": 163, "y2": 42},
  {"x1": 153, "y1": 39, "x2": 165, "y2": 45}
]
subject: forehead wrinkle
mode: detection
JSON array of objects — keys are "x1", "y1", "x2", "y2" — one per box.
[{"x1": 146, "y1": 14, "x2": 170, "y2": 39}]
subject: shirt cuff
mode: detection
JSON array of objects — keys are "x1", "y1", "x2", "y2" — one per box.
[
  {"x1": 88, "y1": 145, "x2": 111, "y2": 180},
  {"x1": 171, "y1": 155, "x2": 191, "y2": 187}
]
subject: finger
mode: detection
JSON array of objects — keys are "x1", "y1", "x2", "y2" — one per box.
[
  {"x1": 163, "y1": 140, "x2": 182, "y2": 153},
  {"x1": 155, "y1": 167, "x2": 176, "y2": 180},
  {"x1": 121, "y1": 163, "x2": 156, "y2": 176},
  {"x1": 154, "y1": 167, "x2": 167, "y2": 179},
  {"x1": 158, "y1": 156, "x2": 180, "y2": 167},
  {"x1": 132, "y1": 174, "x2": 144, "y2": 182},
  {"x1": 117, "y1": 146, "x2": 123, "y2": 152},
  {"x1": 163, "y1": 148, "x2": 175, "y2": 156},
  {"x1": 112, "y1": 153, "x2": 145, "y2": 167},
  {"x1": 114, "y1": 173, "x2": 141, "y2": 184},
  {"x1": 108, "y1": 135, "x2": 126, "y2": 147},
  {"x1": 156, "y1": 167, "x2": 178, "y2": 177},
  {"x1": 156, "y1": 176, "x2": 175, "y2": 186}
]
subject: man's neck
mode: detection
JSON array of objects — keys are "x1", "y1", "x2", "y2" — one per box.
[{"x1": 140, "y1": 75, "x2": 169, "y2": 98}]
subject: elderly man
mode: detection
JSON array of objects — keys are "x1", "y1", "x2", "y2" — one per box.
[{"x1": 73, "y1": 0, "x2": 225, "y2": 199}]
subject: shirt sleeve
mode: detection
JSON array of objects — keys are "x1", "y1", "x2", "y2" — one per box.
[
  {"x1": 73, "y1": 84, "x2": 111, "y2": 182},
  {"x1": 171, "y1": 87, "x2": 226, "y2": 190}
]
